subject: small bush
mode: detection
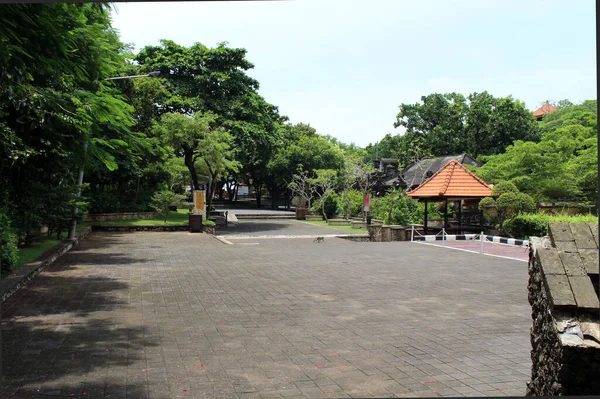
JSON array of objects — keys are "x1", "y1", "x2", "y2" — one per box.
[
  {"x1": 503, "y1": 213, "x2": 549, "y2": 239},
  {"x1": 0, "y1": 214, "x2": 19, "y2": 275},
  {"x1": 202, "y1": 219, "x2": 216, "y2": 227},
  {"x1": 492, "y1": 181, "x2": 519, "y2": 196},
  {"x1": 151, "y1": 190, "x2": 187, "y2": 222},
  {"x1": 338, "y1": 190, "x2": 363, "y2": 218}
]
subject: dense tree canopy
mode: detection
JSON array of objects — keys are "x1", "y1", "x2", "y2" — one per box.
[
  {"x1": 366, "y1": 92, "x2": 540, "y2": 168},
  {"x1": 475, "y1": 100, "x2": 597, "y2": 204}
]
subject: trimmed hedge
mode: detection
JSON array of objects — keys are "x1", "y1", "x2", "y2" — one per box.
[
  {"x1": 1, "y1": 214, "x2": 19, "y2": 275},
  {"x1": 503, "y1": 213, "x2": 549, "y2": 239},
  {"x1": 503, "y1": 213, "x2": 598, "y2": 239}
]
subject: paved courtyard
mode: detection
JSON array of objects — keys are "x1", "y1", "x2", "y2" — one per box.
[
  {"x1": 2, "y1": 230, "x2": 532, "y2": 398},
  {"x1": 218, "y1": 220, "x2": 363, "y2": 239}
]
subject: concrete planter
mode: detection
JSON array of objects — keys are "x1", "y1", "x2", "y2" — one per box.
[
  {"x1": 381, "y1": 226, "x2": 392, "y2": 242},
  {"x1": 351, "y1": 221, "x2": 367, "y2": 229},
  {"x1": 390, "y1": 226, "x2": 409, "y2": 241},
  {"x1": 367, "y1": 224, "x2": 383, "y2": 242},
  {"x1": 203, "y1": 225, "x2": 216, "y2": 235},
  {"x1": 295, "y1": 206, "x2": 308, "y2": 220}
]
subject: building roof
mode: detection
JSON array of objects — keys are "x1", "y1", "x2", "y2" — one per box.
[
  {"x1": 406, "y1": 160, "x2": 493, "y2": 199},
  {"x1": 401, "y1": 153, "x2": 482, "y2": 189},
  {"x1": 530, "y1": 223, "x2": 599, "y2": 346},
  {"x1": 533, "y1": 101, "x2": 558, "y2": 118}
]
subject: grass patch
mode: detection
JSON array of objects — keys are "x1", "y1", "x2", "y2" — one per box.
[
  {"x1": 15, "y1": 222, "x2": 89, "y2": 267},
  {"x1": 546, "y1": 213, "x2": 598, "y2": 223},
  {"x1": 300, "y1": 220, "x2": 368, "y2": 234},
  {"x1": 17, "y1": 237, "x2": 61, "y2": 266},
  {"x1": 95, "y1": 209, "x2": 190, "y2": 226}
]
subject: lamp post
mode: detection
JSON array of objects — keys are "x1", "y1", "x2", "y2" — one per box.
[{"x1": 67, "y1": 71, "x2": 161, "y2": 240}]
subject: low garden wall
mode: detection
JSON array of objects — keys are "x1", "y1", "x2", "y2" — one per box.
[
  {"x1": 367, "y1": 224, "x2": 422, "y2": 242},
  {"x1": 85, "y1": 212, "x2": 156, "y2": 222}
]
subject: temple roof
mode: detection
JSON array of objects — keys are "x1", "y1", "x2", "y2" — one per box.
[
  {"x1": 534, "y1": 101, "x2": 558, "y2": 118},
  {"x1": 406, "y1": 160, "x2": 493, "y2": 199},
  {"x1": 401, "y1": 153, "x2": 482, "y2": 189}
]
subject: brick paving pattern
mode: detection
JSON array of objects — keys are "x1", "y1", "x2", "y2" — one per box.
[
  {"x1": 217, "y1": 220, "x2": 362, "y2": 238},
  {"x1": 2, "y1": 231, "x2": 532, "y2": 398}
]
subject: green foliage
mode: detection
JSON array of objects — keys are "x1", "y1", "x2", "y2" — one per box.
[
  {"x1": 0, "y1": 213, "x2": 19, "y2": 275},
  {"x1": 479, "y1": 182, "x2": 537, "y2": 227},
  {"x1": 502, "y1": 213, "x2": 549, "y2": 239},
  {"x1": 151, "y1": 190, "x2": 187, "y2": 222},
  {"x1": 202, "y1": 219, "x2": 216, "y2": 227},
  {"x1": 476, "y1": 101, "x2": 597, "y2": 203},
  {"x1": 502, "y1": 213, "x2": 598, "y2": 239},
  {"x1": 338, "y1": 190, "x2": 364, "y2": 218},
  {"x1": 390, "y1": 91, "x2": 539, "y2": 163},
  {"x1": 491, "y1": 181, "x2": 519, "y2": 196},
  {"x1": 312, "y1": 193, "x2": 339, "y2": 219},
  {"x1": 370, "y1": 192, "x2": 423, "y2": 225},
  {"x1": 478, "y1": 196, "x2": 496, "y2": 209}
]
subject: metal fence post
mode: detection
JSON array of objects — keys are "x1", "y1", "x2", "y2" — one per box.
[
  {"x1": 442, "y1": 228, "x2": 445, "y2": 247},
  {"x1": 480, "y1": 231, "x2": 484, "y2": 254},
  {"x1": 411, "y1": 225, "x2": 414, "y2": 242}
]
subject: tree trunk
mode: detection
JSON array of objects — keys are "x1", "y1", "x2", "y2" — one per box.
[
  {"x1": 68, "y1": 141, "x2": 88, "y2": 240},
  {"x1": 270, "y1": 186, "x2": 280, "y2": 210},
  {"x1": 184, "y1": 149, "x2": 199, "y2": 190},
  {"x1": 254, "y1": 182, "x2": 262, "y2": 208}
]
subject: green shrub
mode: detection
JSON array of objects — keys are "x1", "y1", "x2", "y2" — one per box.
[
  {"x1": 151, "y1": 190, "x2": 187, "y2": 222},
  {"x1": 478, "y1": 196, "x2": 496, "y2": 210},
  {"x1": 338, "y1": 190, "x2": 363, "y2": 218},
  {"x1": 0, "y1": 213, "x2": 19, "y2": 275},
  {"x1": 503, "y1": 213, "x2": 549, "y2": 239},
  {"x1": 491, "y1": 181, "x2": 519, "y2": 196},
  {"x1": 202, "y1": 219, "x2": 216, "y2": 227},
  {"x1": 370, "y1": 192, "x2": 428, "y2": 225}
]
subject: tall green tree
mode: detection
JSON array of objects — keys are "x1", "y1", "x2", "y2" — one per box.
[
  {"x1": 475, "y1": 100, "x2": 597, "y2": 204},
  {"x1": 0, "y1": 3, "x2": 138, "y2": 242},
  {"x1": 387, "y1": 91, "x2": 540, "y2": 165},
  {"x1": 268, "y1": 123, "x2": 344, "y2": 209}
]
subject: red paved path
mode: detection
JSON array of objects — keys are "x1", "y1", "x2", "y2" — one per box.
[{"x1": 415, "y1": 240, "x2": 530, "y2": 262}]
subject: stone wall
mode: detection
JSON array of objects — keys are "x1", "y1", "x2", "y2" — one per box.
[
  {"x1": 85, "y1": 212, "x2": 156, "y2": 222},
  {"x1": 526, "y1": 242, "x2": 565, "y2": 395},
  {"x1": 526, "y1": 226, "x2": 600, "y2": 396}
]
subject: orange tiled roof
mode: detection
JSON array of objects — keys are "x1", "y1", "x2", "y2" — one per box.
[
  {"x1": 533, "y1": 102, "x2": 558, "y2": 118},
  {"x1": 406, "y1": 160, "x2": 493, "y2": 198}
]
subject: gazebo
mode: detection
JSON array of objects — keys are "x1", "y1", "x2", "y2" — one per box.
[{"x1": 406, "y1": 160, "x2": 494, "y2": 234}]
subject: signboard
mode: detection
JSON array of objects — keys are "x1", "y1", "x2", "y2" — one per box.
[
  {"x1": 193, "y1": 190, "x2": 205, "y2": 213},
  {"x1": 363, "y1": 194, "x2": 370, "y2": 212}
]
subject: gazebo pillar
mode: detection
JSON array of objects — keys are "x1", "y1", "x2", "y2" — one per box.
[
  {"x1": 424, "y1": 199, "x2": 428, "y2": 235},
  {"x1": 458, "y1": 200, "x2": 463, "y2": 233},
  {"x1": 443, "y1": 202, "x2": 449, "y2": 229}
]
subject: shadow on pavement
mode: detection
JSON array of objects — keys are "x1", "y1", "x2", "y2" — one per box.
[{"x1": 1, "y1": 255, "x2": 156, "y2": 398}]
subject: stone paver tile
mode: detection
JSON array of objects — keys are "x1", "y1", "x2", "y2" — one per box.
[{"x1": 2, "y1": 230, "x2": 532, "y2": 398}]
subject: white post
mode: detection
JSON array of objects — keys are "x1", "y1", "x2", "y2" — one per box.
[
  {"x1": 480, "y1": 231, "x2": 484, "y2": 253},
  {"x1": 442, "y1": 228, "x2": 445, "y2": 247},
  {"x1": 411, "y1": 225, "x2": 414, "y2": 242}
]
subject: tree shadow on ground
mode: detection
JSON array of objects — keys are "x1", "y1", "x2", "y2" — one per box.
[
  {"x1": 1, "y1": 253, "x2": 158, "y2": 398},
  {"x1": 217, "y1": 221, "x2": 292, "y2": 235}
]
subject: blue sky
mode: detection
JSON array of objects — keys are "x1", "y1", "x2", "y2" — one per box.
[{"x1": 110, "y1": 0, "x2": 596, "y2": 147}]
